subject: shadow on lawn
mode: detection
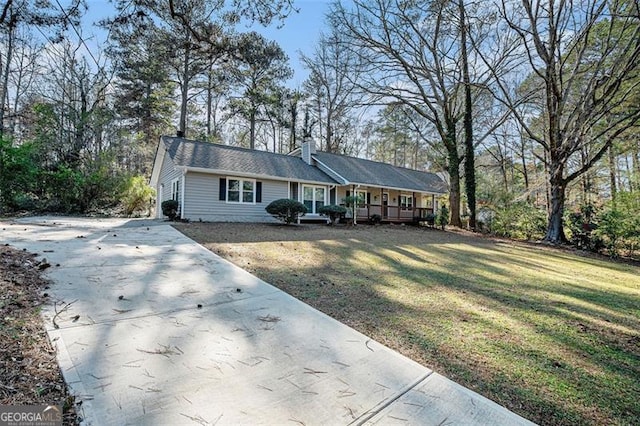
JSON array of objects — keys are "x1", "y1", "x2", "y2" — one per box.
[{"x1": 207, "y1": 226, "x2": 640, "y2": 426}]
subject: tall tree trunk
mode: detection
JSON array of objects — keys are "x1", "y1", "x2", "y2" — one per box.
[
  {"x1": 10, "y1": 51, "x2": 22, "y2": 137},
  {"x1": 249, "y1": 106, "x2": 256, "y2": 150},
  {"x1": 179, "y1": 38, "x2": 191, "y2": 137},
  {"x1": 289, "y1": 98, "x2": 297, "y2": 152},
  {"x1": 500, "y1": 157, "x2": 508, "y2": 192},
  {"x1": 543, "y1": 150, "x2": 550, "y2": 214},
  {"x1": 445, "y1": 121, "x2": 462, "y2": 227},
  {"x1": 272, "y1": 119, "x2": 277, "y2": 153},
  {"x1": 316, "y1": 98, "x2": 323, "y2": 151},
  {"x1": 0, "y1": 15, "x2": 15, "y2": 137},
  {"x1": 206, "y1": 63, "x2": 213, "y2": 138},
  {"x1": 608, "y1": 144, "x2": 617, "y2": 199},
  {"x1": 448, "y1": 149, "x2": 462, "y2": 228},
  {"x1": 459, "y1": 0, "x2": 476, "y2": 231},
  {"x1": 71, "y1": 84, "x2": 88, "y2": 166},
  {"x1": 326, "y1": 114, "x2": 333, "y2": 152},
  {"x1": 144, "y1": 81, "x2": 152, "y2": 142},
  {"x1": 633, "y1": 145, "x2": 640, "y2": 192},
  {"x1": 580, "y1": 146, "x2": 588, "y2": 204},
  {"x1": 544, "y1": 159, "x2": 567, "y2": 243},
  {"x1": 520, "y1": 138, "x2": 530, "y2": 195}
]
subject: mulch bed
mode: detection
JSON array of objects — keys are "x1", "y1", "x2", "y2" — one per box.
[{"x1": 0, "y1": 245, "x2": 79, "y2": 425}]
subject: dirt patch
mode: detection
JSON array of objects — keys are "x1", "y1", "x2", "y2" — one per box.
[{"x1": 0, "y1": 245, "x2": 79, "y2": 424}]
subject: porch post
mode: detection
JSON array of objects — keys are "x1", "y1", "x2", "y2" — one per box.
[
  {"x1": 412, "y1": 191, "x2": 416, "y2": 218},
  {"x1": 352, "y1": 184, "x2": 357, "y2": 225}
]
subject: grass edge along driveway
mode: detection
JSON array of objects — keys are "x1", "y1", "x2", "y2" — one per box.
[{"x1": 175, "y1": 222, "x2": 640, "y2": 426}]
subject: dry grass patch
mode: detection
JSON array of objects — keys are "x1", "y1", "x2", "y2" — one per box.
[
  {"x1": 0, "y1": 246, "x2": 79, "y2": 424},
  {"x1": 176, "y1": 222, "x2": 640, "y2": 426}
]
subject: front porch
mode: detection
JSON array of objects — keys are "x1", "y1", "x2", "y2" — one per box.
[
  {"x1": 336, "y1": 186, "x2": 440, "y2": 224},
  {"x1": 349, "y1": 204, "x2": 435, "y2": 224}
]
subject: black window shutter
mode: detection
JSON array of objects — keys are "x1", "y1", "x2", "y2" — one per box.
[
  {"x1": 367, "y1": 193, "x2": 371, "y2": 205},
  {"x1": 256, "y1": 182, "x2": 262, "y2": 203},
  {"x1": 219, "y1": 178, "x2": 226, "y2": 200},
  {"x1": 346, "y1": 190, "x2": 351, "y2": 198}
]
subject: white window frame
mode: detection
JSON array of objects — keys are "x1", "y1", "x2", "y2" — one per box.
[
  {"x1": 171, "y1": 178, "x2": 180, "y2": 202},
  {"x1": 400, "y1": 194, "x2": 414, "y2": 210},
  {"x1": 226, "y1": 177, "x2": 256, "y2": 204},
  {"x1": 302, "y1": 185, "x2": 327, "y2": 214}
]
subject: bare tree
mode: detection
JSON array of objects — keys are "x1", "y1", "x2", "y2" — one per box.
[
  {"x1": 0, "y1": 0, "x2": 83, "y2": 136},
  {"x1": 482, "y1": 0, "x2": 640, "y2": 243},
  {"x1": 6, "y1": 31, "x2": 42, "y2": 139},
  {"x1": 301, "y1": 30, "x2": 363, "y2": 153},
  {"x1": 330, "y1": 0, "x2": 508, "y2": 227}
]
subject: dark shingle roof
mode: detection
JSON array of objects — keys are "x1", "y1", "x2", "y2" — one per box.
[
  {"x1": 313, "y1": 152, "x2": 447, "y2": 193},
  {"x1": 161, "y1": 136, "x2": 447, "y2": 193},
  {"x1": 163, "y1": 136, "x2": 338, "y2": 184}
]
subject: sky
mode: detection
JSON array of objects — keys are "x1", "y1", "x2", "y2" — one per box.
[
  {"x1": 80, "y1": 0, "x2": 331, "y2": 87},
  {"x1": 253, "y1": 0, "x2": 330, "y2": 87}
]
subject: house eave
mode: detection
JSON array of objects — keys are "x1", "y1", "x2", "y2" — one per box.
[
  {"x1": 345, "y1": 181, "x2": 446, "y2": 194},
  {"x1": 149, "y1": 141, "x2": 166, "y2": 186}
]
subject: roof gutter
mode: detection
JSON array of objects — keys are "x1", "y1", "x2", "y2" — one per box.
[
  {"x1": 179, "y1": 166, "x2": 338, "y2": 186},
  {"x1": 336, "y1": 180, "x2": 446, "y2": 195}
]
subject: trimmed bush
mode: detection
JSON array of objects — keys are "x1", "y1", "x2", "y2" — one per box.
[
  {"x1": 265, "y1": 198, "x2": 307, "y2": 224},
  {"x1": 318, "y1": 204, "x2": 347, "y2": 225},
  {"x1": 161, "y1": 199, "x2": 179, "y2": 220},
  {"x1": 370, "y1": 213, "x2": 382, "y2": 225}
]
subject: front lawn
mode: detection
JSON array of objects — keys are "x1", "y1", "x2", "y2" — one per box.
[{"x1": 175, "y1": 222, "x2": 640, "y2": 425}]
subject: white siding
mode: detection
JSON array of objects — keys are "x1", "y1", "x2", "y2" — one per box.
[
  {"x1": 184, "y1": 172, "x2": 288, "y2": 222},
  {"x1": 157, "y1": 152, "x2": 183, "y2": 218}
]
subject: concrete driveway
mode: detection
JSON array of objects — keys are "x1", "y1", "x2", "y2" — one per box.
[{"x1": 1, "y1": 217, "x2": 534, "y2": 425}]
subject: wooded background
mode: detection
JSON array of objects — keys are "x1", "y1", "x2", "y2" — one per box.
[{"x1": 1, "y1": 0, "x2": 638, "y2": 256}]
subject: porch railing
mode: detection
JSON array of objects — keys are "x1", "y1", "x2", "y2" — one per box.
[{"x1": 343, "y1": 204, "x2": 435, "y2": 223}]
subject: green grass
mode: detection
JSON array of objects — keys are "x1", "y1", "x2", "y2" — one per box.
[{"x1": 176, "y1": 223, "x2": 640, "y2": 425}]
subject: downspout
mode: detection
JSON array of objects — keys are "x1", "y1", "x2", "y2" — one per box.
[
  {"x1": 296, "y1": 182, "x2": 301, "y2": 225},
  {"x1": 158, "y1": 184, "x2": 164, "y2": 219},
  {"x1": 180, "y1": 170, "x2": 186, "y2": 220}
]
